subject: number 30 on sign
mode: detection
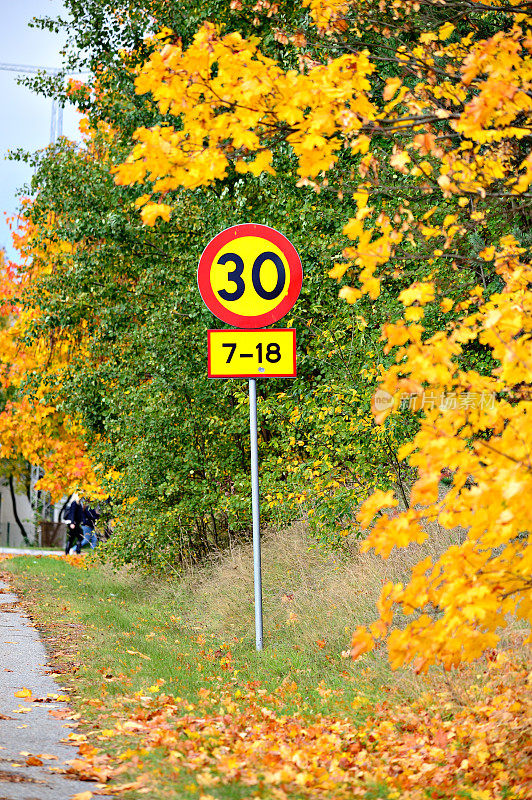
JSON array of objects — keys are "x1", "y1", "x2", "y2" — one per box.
[
  {"x1": 208, "y1": 329, "x2": 296, "y2": 379},
  {"x1": 198, "y1": 224, "x2": 302, "y2": 328}
]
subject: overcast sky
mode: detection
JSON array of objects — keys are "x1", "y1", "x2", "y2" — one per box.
[{"x1": 1, "y1": 0, "x2": 80, "y2": 259}]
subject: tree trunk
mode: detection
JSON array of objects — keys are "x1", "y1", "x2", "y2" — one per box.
[{"x1": 8, "y1": 475, "x2": 31, "y2": 545}]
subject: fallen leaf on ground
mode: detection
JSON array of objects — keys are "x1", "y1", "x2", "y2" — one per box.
[
  {"x1": 49, "y1": 708, "x2": 77, "y2": 719},
  {"x1": 96, "y1": 778, "x2": 149, "y2": 794},
  {"x1": 125, "y1": 649, "x2": 151, "y2": 660}
]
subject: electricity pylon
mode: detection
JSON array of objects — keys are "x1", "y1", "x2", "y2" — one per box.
[{"x1": 0, "y1": 61, "x2": 87, "y2": 142}]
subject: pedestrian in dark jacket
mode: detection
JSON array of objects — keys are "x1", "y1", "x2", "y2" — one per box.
[
  {"x1": 80, "y1": 501, "x2": 100, "y2": 549},
  {"x1": 64, "y1": 494, "x2": 83, "y2": 554}
]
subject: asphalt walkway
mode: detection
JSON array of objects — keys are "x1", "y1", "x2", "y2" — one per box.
[
  {"x1": 0, "y1": 578, "x2": 112, "y2": 799},
  {"x1": 0, "y1": 549, "x2": 63, "y2": 557}
]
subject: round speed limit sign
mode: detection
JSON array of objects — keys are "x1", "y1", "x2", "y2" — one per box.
[{"x1": 197, "y1": 224, "x2": 303, "y2": 328}]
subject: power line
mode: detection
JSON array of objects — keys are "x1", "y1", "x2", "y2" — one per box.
[{"x1": 0, "y1": 62, "x2": 62, "y2": 74}]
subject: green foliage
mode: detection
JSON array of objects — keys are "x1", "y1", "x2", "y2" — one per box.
[
  {"x1": 21, "y1": 124, "x2": 412, "y2": 565},
  {"x1": 12, "y1": 0, "x2": 513, "y2": 568}
]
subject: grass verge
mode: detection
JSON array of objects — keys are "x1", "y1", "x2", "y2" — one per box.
[
  {"x1": 1, "y1": 524, "x2": 529, "y2": 800},
  {"x1": 0, "y1": 526, "x2": 419, "y2": 799}
]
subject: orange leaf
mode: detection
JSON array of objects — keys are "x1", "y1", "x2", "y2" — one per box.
[
  {"x1": 14, "y1": 688, "x2": 32, "y2": 699},
  {"x1": 433, "y1": 728, "x2": 449, "y2": 748},
  {"x1": 26, "y1": 756, "x2": 43, "y2": 766},
  {"x1": 350, "y1": 626, "x2": 375, "y2": 659}
]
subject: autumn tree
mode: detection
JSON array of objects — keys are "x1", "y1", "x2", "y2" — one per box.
[
  {"x1": 0, "y1": 221, "x2": 101, "y2": 508},
  {"x1": 9, "y1": 0, "x2": 429, "y2": 568},
  {"x1": 105, "y1": 0, "x2": 532, "y2": 665},
  {"x1": 12, "y1": 0, "x2": 532, "y2": 673}
]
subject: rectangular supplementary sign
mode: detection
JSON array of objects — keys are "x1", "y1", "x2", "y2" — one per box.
[{"x1": 208, "y1": 329, "x2": 296, "y2": 379}]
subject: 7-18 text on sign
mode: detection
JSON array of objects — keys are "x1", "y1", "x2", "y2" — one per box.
[{"x1": 208, "y1": 329, "x2": 296, "y2": 379}]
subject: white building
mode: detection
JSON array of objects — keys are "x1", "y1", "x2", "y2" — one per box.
[
  {"x1": 0, "y1": 474, "x2": 68, "y2": 548},
  {"x1": 0, "y1": 477, "x2": 35, "y2": 546}
]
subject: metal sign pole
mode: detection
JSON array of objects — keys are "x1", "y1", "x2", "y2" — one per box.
[{"x1": 249, "y1": 377, "x2": 264, "y2": 651}]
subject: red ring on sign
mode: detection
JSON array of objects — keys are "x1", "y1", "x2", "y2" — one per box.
[{"x1": 197, "y1": 224, "x2": 303, "y2": 328}]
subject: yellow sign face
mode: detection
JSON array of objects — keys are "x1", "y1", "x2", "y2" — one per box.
[
  {"x1": 210, "y1": 236, "x2": 290, "y2": 319},
  {"x1": 208, "y1": 329, "x2": 296, "y2": 378}
]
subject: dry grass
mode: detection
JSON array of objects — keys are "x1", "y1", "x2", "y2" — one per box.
[
  {"x1": 172, "y1": 518, "x2": 464, "y2": 654},
  {"x1": 163, "y1": 517, "x2": 528, "y2": 702},
  {"x1": 91, "y1": 515, "x2": 529, "y2": 702}
]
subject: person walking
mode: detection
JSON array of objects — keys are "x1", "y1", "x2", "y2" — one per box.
[
  {"x1": 64, "y1": 493, "x2": 83, "y2": 554},
  {"x1": 79, "y1": 501, "x2": 100, "y2": 549}
]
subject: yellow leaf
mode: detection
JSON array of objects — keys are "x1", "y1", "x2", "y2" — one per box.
[
  {"x1": 328, "y1": 262, "x2": 348, "y2": 280},
  {"x1": 339, "y1": 286, "x2": 361, "y2": 303},
  {"x1": 399, "y1": 281, "x2": 435, "y2": 306},
  {"x1": 383, "y1": 77, "x2": 402, "y2": 101},
  {"x1": 350, "y1": 626, "x2": 375, "y2": 658},
  {"x1": 14, "y1": 688, "x2": 32, "y2": 699},
  {"x1": 236, "y1": 149, "x2": 275, "y2": 177},
  {"x1": 351, "y1": 192, "x2": 369, "y2": 209},
  {"x1": 133, "y1": 193, "x2": 151, "y2": 208},
  {"x1": 390, "y1": 151, "x2": 410, "y2": 171},
  {"x1": 140, "y1": 203, "x2": 172, "y2": 226},
  {"x1": 405, "y1": 306, "x2": 424, "y2": 322},
  {"x1": 351, "y1": 135, "x2": 370, "y2": 154},
  {"x1": 439, "y1": 22, "x2": 455, "y2": 40},
  {"x1": 358, "y1": 489, "x2": 397, "y2": 529},
  {"x1": 479, "y1": 246, "x2": 495, "y2": 261}
]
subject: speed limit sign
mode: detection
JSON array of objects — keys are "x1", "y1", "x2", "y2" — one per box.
[
  {"x1": 197, "y1": 224, "x2": 303, "y2": 327},
  {"x1": 197, "y1": 224, "x2": 302, "y2": 652}
]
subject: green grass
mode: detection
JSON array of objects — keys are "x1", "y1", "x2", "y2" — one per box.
[
  {"x1": 4, "y1": 519, "x2": 439, "y2": 714},
  {"x1": 2, "y1": 552, "x2": 394, "y2": 800},
  {"x1": 2, "y1": 522, "x2": 526, "y2": 800},
  {"x1": 2, "y1": 526, "x2": 439, "y2": 799},
  {"x1": 3, "y1": 553, "x2": 400, "y2": 720}
]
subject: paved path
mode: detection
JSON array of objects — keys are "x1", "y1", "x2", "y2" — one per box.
[
  {"x1": 0, "y1": 549, "x2": 63, "y2": 557},
  {"x1": 0, "y1": 579, "x2": 111, "y2": 799}
]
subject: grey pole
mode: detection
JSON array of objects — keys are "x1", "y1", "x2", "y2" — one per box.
[
  {"x1": 50, "y1": 98, "x2": 57, "y2": 144},
  {"x1": 57, "y1": 104, "x2": 64, "y2": 139},
  {"x1": 249, "y1": 378, "x2": 264, "y2": 651}
]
